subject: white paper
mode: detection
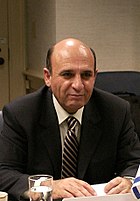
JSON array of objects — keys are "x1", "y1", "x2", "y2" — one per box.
[{"x1": 91, "y1": 183, "x2": 106, "y2": 196}]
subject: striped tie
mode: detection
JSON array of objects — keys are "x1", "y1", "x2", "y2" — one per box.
[{"x1": 61, "y1": 116, "x2": 78, "y2": 178}]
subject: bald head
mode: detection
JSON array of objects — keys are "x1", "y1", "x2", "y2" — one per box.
[{"x1": 46, "y1": 38, "x2": 96, "y2": 74}]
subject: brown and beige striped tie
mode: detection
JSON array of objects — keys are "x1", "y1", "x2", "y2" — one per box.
[{"x1": 61, "y1": 116, "x2": 79, "y2": 178}]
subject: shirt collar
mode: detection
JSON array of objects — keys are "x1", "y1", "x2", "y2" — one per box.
[{"x1": 53, "y1": 94, "x2": 84, "y2": 125}]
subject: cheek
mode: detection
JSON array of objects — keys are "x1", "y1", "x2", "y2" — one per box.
[
  {"x1": 85, "y1": 80, "x2": 95, "y2": 93},
  {"x1": 51, "y1": 79, "x2": 67, "y2": 95}
]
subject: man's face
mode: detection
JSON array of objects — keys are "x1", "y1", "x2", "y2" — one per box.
[{"x1": 44, "y1": 40, "x2": 97, "y2": 114}]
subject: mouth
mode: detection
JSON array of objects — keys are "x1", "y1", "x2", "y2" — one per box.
[{"x1": 68, "y1": 94, "x2": 84, "y2": 99}]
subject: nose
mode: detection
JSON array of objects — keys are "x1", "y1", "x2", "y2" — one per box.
[{"x1": 72, "y1": 75, "x2": 84, "y2": 91}]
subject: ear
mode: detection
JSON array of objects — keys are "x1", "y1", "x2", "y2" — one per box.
[
  {"x1": 94, "y1": 68, "x2": 98, "y2": 78},
  {"x1": 44, "y1": 67, "x2": 51, "y2": 87}
]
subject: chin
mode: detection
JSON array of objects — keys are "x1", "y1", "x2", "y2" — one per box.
[{"x1": 67, "y1": 105, "x2": 84, "y2": 114}]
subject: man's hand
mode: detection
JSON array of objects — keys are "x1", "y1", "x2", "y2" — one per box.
[
  {"x1": 52, "y1": 177, "x2": 97, "y2": 199},
  {"x1": 104, "y1": 176, "x2": 132, "y2": 195}
]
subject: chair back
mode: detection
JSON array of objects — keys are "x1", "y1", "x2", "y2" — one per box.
[
  {"x1": 95, "y1": 71, "x2": 140, "y2": 138},
  {"x1": 95, "y1": 71, "x2": 140, "y2": 95}
]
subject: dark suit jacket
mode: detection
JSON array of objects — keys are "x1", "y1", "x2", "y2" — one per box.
[{"x1": 0, "y1": 86, "x2": 140, "y2": 200}]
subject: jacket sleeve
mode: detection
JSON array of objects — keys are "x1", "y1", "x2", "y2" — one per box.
[
  {"x1": 0, "y1": 106, "x2": 29, "y2": 201},
  {"x1": 116, "y1": 100, "x2": 140, "y2": 177}
]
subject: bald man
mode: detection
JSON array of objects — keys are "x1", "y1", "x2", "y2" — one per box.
[{"x1": 0, "y1": 38, "x2": 140, "y2": 201}]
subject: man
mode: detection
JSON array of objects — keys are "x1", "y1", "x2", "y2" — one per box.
[{"x1": 0, "y1": 38, "x2": 140, "y2": 200}]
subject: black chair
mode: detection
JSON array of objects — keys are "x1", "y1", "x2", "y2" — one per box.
[
  {"x1": 95, "y1": 71, "x2": 140, "y2": 138},
  {"x1": 0, "y1": 111, "x2": 3, "y2": 134}
]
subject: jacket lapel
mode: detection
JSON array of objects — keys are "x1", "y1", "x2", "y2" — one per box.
[
  {"x1": 39, "y1": 89, "x2": 62, "y2": 179},
  {"x1": 78, "y1": 98, "x2": 102, "y2": 179}
]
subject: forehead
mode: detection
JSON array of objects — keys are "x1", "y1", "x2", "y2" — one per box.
[{"x1": 51, "y1": 44, "x2": 94, "y2": 69}]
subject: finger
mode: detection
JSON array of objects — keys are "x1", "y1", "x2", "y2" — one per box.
[
  {"x1": 52, "y1": 180, "x2": 74, "y2": 199},
  {"x1": 52, "y1": 178, "x2": 97, "y2": 199},
  {"x1": 105, "y1": 177, "x2": 132, "y2": 195},
  {"x1": 52, "y1": 185, "x2": 74, "y2": 199},
  {"x1": 120, "y1": 189, "x2": 130, "y2": 194},
  {"x1": 63, "y1": 179, "x2": 96, "y2": 197},
  {"x1": 104, "y1": 177, "x2": 122, "y2": 193},
  {"x1": 68, "y1": 183, "x2": 96, "y2": 197},
  {"x1": 106, "y1": 185, "x2": 123, "y2": 195},
  {"x1": 107, "y1": 184, "x2": 131, "y2": 195},
  {"x1": 76, "y1": 180, "x2": 97, "y2": 196}
]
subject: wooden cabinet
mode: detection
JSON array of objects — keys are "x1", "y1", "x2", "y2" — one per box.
[{"x1": 23, "y1": 70, "x2": 44, "y2": 94}]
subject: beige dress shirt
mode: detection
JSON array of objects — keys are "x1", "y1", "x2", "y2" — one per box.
[{"x1": 52, "y1": 95, "x2": 84, "y2": 153}]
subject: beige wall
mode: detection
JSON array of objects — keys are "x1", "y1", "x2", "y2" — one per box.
[
  {"x1": 26, "y1": 0, "x2": 56, "y2": 74},
  {"x1": 26, "y1": 0, "x2": 140, "y2": 75}
]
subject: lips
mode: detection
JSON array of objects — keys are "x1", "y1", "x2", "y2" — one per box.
[
  {"x1": 68, "y1": 94, "x2": 84, "y2": 100},
  {"x1": 70, "y1": 94, "x2": 84, "y2": 97}
]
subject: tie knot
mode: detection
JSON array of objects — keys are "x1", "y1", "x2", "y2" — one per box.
[{"x1": 67, "y1": 116, "x2": 77, "y2": 130}]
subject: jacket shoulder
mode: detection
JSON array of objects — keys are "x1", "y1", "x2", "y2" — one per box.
[
  {"x1": 93, "y1": 87, "x2": 129, "y2": 105},
  {"x1": 3, "y1": 86, "x2": 50, "y2": 115},
  {"x1": 92, "y1": 88, "x2": 130, "y2": 113}
]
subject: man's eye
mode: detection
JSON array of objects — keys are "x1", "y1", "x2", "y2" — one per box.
[
  {"x1": 60, "y1": 72, "x2": 73, "y2": 78},
  {"x1": 81, "y1": 72, "x2": 92, "y2": 79}
]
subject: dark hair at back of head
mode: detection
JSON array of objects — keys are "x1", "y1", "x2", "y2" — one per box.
[
  {"x1": 46, "y1": 46, "x2": 96, "y2": 73},
  {"x1": 46, "y1": 46, "x2": 54, "y2": 74},
  {"x1": 90, "y1": 48, "x2": 96, "y2": 71}
]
